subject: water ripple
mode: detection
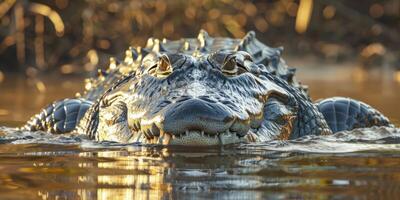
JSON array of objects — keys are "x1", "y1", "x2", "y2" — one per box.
[{"x1": 2, "y1": 126, "x2": 400, "y2": 153}]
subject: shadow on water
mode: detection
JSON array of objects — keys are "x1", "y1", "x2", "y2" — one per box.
[{"x1": 1, "y1": 64, "x2": 400, "y2": 199}]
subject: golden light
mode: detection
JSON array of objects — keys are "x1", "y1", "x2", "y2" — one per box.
[
  {"x1": 254, "y1": 17, "x2": 268, "y2": 32},
  {"x1": 360, "y1": 43, "x2": 386, "y2": 58},
  {"x1": 394, "y1": 71, "x2": 400, "y2": 83},
  {"x1": 0, "y1": 109, "x2": 8, "y2": 116},
  {"x1": 352, "y1": 67, "x2": 368, "y2": 83},
  {"x1": 162, "y1": 21, "x2": 174, "y2": 35},
  {"x1": 29, "y1": 3, "x2": 65, "y2": 36},
  {"x1": 243, "y1": 3, "x2": 257, "y2": 17},
  {"x1": 15, "y1": 2, "x2": 25, "y2": 64},
  {"x1": 221, "y1": 14, "x2": 245, "y2": 38},
  {"x1": 107, "y1": 2, "x2": 119, "y2": 13},
  {"x1": 35, "y1": 80, "x2": 47, "y2": 93},
  {"x1": 323, "y1": 5, "x2": 336, "y2": 19},
  {"x1": 0, "y1": 0, "x2": 16, "y2": 18},
  {"x1": 87, "y1": 49, "x2": 99, "y2": 66},
  {"x1": 369, "y1": 3, "x2": 384, "y2": 18},
  {"x1": 0, "y1": 70, "x2": 3, "y2": 83},
  {"x1": 235, "y1": 14, "x2": 247, "y2": 26},
  {"x1": 97, "y1": 39, "x2": 111, "y2": 49},
  {"x1": 60, "y1": 64, "x2": 74, "y2": 74},
  {"x1": 35, "y1": 15, "x2": 45, "y2": 69},
  {"x1": 208, "y1": 9, "x2": 220, "y2": 20},
  {"x1": 2, "y1": 36, "x2": 14, "y2": 47},
  {"x1": 184, "y1": 7, "x2": 196, "y2": 19},
  {"x1": 295, "y1": 0, "x2": 313, "y2": 34}
]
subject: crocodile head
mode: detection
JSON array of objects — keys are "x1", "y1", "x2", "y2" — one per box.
[
  {"x1": 89, "y1": 50, "x2": 300, "y2": 145},
  {"x1": 78, "y1": 31, "x2": 313, "y2": 145}
]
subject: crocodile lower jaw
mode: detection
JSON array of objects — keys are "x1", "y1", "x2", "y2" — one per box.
[{"x1": 137, "y1": 130, "x2": 252, "y2": 146}]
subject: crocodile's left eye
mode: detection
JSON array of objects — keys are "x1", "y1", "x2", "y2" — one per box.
[
  {"x1": 221, "y1": 51, "x2": 253, "y2": 76},
  {"x1": 147, "y1": 54, "x2": 173, "y2": 78}
]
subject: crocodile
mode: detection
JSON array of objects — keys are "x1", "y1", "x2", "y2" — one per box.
[{"x1": 23, "y1": 30, "x2": 393, "y2": 145}]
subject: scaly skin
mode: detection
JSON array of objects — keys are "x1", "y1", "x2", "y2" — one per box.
[{"x1": 23, "y1": 30, "x2": 393, "y2": 145}]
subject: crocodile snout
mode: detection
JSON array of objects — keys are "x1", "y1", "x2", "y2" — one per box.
[{"x1": 161, "y1": 98, "x2": 235, "y2": 135}]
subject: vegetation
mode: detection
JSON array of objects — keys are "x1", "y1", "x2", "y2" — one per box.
[{"x1": 0, "y1": 0, "x2": 399, "y2": 75}]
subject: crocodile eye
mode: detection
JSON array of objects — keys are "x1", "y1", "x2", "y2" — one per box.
[
  {"x1": 156, "y1": 54, "x2": 172, "y2": 77},
  {"x1": 146, "y1": 54, "x2": 172, "y2": 78},
  {"x1": 221, "y1": 54, "x2": 250, "y2": 76}
]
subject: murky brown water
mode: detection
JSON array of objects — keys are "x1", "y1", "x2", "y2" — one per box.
[{"x1": 1, "y1": 64, "x2": 400, "y2": 199}]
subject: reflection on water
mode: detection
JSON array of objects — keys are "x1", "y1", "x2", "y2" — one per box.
[
  {"x1": 1, "y1": 65, "x2": 400, "y2": 199},
  {"x1": 1, "y1": 133, "x2": 400, "y2": 199}
]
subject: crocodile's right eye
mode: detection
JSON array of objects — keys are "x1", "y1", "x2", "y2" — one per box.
[
  {"x1": 221, "y1": 53, "x2": 251, "y2": 77},
  {"x1": 155, "y1": 54, "x2": 172, "y2": 77},
  {"x1": 146, "y1": 54, "x2": 172, "y2": 78}
]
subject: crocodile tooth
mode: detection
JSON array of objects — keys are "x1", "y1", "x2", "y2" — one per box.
[
  {"x1": 152, "y1": 136, "x2": 158, "y2": 144},
  {"x1": 132, "y1": 120, "x2": 141, "y2": 131},
  {"x1": 162, "y1": 38, "x2": 167, "y2": 43},
  {"x1": 162, "y1": 133, "x2": 171, "y2": 145},
  {"x1": 201, "y1": 130, "x2": 204, "y2": 136},
  {"x1": 185, "y1": 130, "x2": 189, "y2": 136}
]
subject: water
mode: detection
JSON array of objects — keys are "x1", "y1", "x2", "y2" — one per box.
[
  {"x1": 1, "y1": 65, "x2": 400, "y2": 199},
  {"x1": 1, "y1": 126, "x2": 400, "y2": 199}
]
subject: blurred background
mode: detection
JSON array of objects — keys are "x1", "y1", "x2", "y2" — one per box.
[{"x1": 0, "y1": 0, "x2": 399, "y2": 125}]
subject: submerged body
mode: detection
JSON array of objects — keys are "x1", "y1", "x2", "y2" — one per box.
[{"x1": 24, "y1": 30, "x2": 393, "y2": 145}]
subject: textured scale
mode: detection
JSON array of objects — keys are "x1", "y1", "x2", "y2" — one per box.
[
  {"x1": 24, "y1": 98, "x2": 92, "y2": 133},
  {"x1": 316, "y1": 97, "x2": 392, "y2": 133}
]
